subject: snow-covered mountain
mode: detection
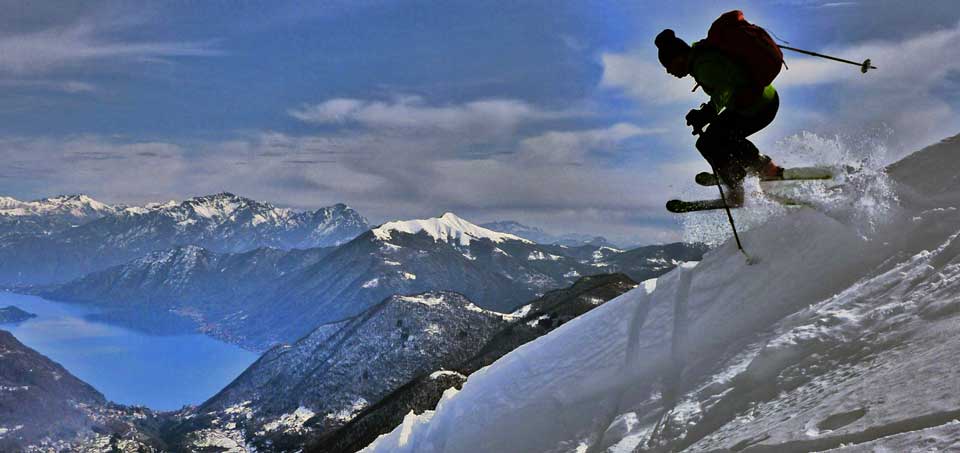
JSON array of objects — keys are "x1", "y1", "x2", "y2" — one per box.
[
  {"x1": 117, "y1": 193, "x2": 368, "y2": 251},
  {"x1": 362, "y1": 136, "x2": 960, "y2": 453},
  {"x1": 376, "y1": 213, "x2": 531, "y2": 246},
  {"x1": 168, "y1": 291, "x2": 508, "y2": 452},
  {"x1": 0, "y1": 194, "x2": 115, "y2": 219},
  {"x1": 0, "y1": 193, "x2": 368, "y2": 285},
  {"x1": 48, "y1": 212, "x2": 702, "y2": 349},
  {"x1": 0, "y1": 194, "x2": 119, "y2": 239}
]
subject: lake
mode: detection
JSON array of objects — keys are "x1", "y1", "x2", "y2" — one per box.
[{"x1": 0, "y1": 291, "x2": 258, "y2": 411}]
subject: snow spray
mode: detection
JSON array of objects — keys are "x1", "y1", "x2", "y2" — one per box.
[{"x1": 679, "y1": 130, "x2": 899, "y2": 246}]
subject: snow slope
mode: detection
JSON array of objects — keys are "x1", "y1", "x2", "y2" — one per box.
[{"x1": 363, "y1": 135, "x2": 960, "y2": 453}]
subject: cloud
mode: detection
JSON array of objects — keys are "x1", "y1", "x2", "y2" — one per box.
[
  {"x1": 0, "y1": 133, "x2": 387, "y2": 207},
  {"x1": 0, "y1": 101, "x2": 679, "y2": 243},
  {"x1": 600, "y1": 52, "x2": 700, "y2": 105},
  {"x1": 0, "y1": 19, "x2": 219, "y2": 75},
  {"x1": 289, "y1": 95, "x2": 576, "y2": 136},
  {"x1": 289, "y1": 99, "x2": 366, "y2": 124},
  {"x1": 774, "y1": 20, "x2": 960, "y2": 157},
  {"x1": 776, "y1": 21, "x2": 960, "y2": 89},
  {"x1": 0, "y1": 136, "x2": 189, "y2": 200},
  {"x1": 60, "y1": 81, "x2": 97, "y2": 93},
  {"x1": 516, "y1": 123, "x2": 664, "y2": 165},
  {"x1": 0, "y1": 79, "x2": 96, "y2": 93},
  {"x1": 285, "y1": 97, "x2": 670, "y2": 227}
]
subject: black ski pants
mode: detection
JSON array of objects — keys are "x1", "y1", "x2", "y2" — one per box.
[{"x1": 695, "y1": 92, "x2": 779, "y2": 188}]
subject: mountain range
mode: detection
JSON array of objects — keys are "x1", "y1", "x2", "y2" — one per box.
[
  {"x1": 45, "y1": 212, "x2": 705, "y2": 349},
  {"x1": 0, "y1": 191, "x2": 705, "y2": 451},
  {"x1": 0, "y1": 193, "x2": 369, "y2": 285}
]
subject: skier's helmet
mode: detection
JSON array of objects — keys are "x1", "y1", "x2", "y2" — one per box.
[{"x1": 655, "y1": 29, "x2": 690, "y2": 67}]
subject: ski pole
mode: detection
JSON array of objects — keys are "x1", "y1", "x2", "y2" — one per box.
[
  {"x1": 779, "y1": 45, "x2": 877, "y2": 74},
  {"x1": 709, "y1": 164, "x2": 753, "y2": 263}
]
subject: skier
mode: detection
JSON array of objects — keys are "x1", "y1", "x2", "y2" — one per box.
[{"x1": 655, "y1": 24, "x2": 783, "y2": 206}]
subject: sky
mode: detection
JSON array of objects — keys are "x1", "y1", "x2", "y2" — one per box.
[{"x1": 0, "y1": 0, "x2": 958, "y2": 245}]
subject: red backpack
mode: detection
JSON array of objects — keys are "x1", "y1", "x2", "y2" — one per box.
[{"x1": 704, "y1": 10, "x2": 783, "y2": 88}]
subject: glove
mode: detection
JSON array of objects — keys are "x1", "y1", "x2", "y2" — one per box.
[{"x1": 685, "y1": 104, "x2": 716, "y2": 135}]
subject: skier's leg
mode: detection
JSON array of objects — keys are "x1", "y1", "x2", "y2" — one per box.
[
  {"x1": 736, "y1": 92, "x2": 779, "y2": 138},
  {"x1": 708, "y1": 93, "x2": 781, "y2": 181},
  {"x1": 740, "y1": 93, "x2": 781, "y2": 177},
  {"x1": 696, "y1": 128, "x2": 746, "y2": 205}
]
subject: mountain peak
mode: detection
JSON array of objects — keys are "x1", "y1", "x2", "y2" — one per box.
[
  {"x1": 177, "y1": 192, "x2": 280, "y2": 221},
  {"x1": 45, "y1": 193, "x2": 91, "y2": 201},
  {"x1": 372, "y1": 212, "x2": 532, "y2": 246},
  {"x1": 188, "y1": 192, "x2": 247, "y2": 204},
  {"x1": 40, "y1": 193, "x2": 105, "y2": 205}
]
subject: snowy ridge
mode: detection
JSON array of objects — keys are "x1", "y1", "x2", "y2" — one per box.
[
  {"x1": 129, "y1": 194, "x2": 369, "y2": 248},
  {"x1": 122, "y1": 200, "x2": 177, "y2": 215},
  {"x1": 0, "y1": 194, "x2": 121, "y2": 238},
  {"x1": 373, "y1": 212, "x2": 532, "y2": 246},
  {"x1": 363, "y1": 136, "x2": 960, "y2": 453},
  {"x1": 0, "y1": 192, "x2": 368, "y2": 245},
  {"x1": 123, "y1": 192, "x2": 298, "y2": 227},
  {"x1": 0, "y1": 194, "x2": 115, "y2": 218}
]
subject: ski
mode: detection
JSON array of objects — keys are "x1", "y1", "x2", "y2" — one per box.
[
  {"x1": 667, "y1": 194, "x2": 806, "y2": 213},
  {"x1": 694, "y1": 167, "x2": 833, "y2": 187},
  {"x1": 666, "y1": 198, "x2": 740, "y2": 213}
]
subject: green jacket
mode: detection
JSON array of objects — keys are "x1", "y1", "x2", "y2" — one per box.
[{"x1": 689, "y1": 41, "x2": 776, "y2": 115}]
